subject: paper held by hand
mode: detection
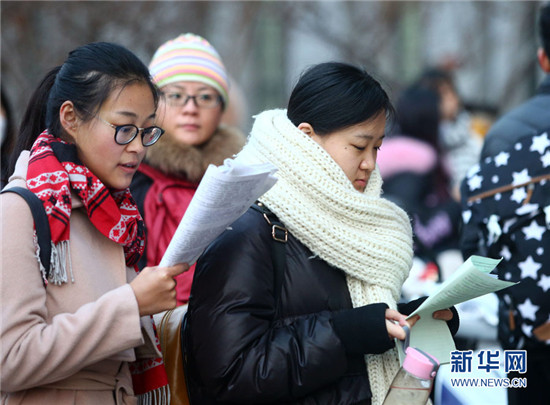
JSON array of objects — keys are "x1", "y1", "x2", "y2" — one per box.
[
  {"x1": 399, "y1": 255, "x2": 517, "y2": 364},
  {"x1": 158, "y1": 158, "x2": 278, "y2": 267},
  {"x1": 408, "y1": 256, "x2": 514, "y2": 320}
]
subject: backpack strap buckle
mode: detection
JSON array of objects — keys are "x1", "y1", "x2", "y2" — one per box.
[
  {"x1": 271, "y1": 224, "x2": 288, "y2": 243},
  {"x1": 253, "y1": 202, "x2": 288, "y2": 243}
]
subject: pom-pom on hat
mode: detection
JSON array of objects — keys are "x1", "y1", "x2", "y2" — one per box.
[{"x1": 149, "y1": 33, "x2": 229, "y2": 107}]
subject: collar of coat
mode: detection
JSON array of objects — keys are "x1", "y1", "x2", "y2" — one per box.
[{"x1": 144, "y1": 124, "x2": 246, "y2": 183}]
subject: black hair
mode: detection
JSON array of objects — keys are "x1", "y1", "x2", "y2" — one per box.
[
  {"x1": 287, "y1": 62, "x2": 394, "y2": 135},
  {"x1": 9, "y1": 41, "x2": 158, "y2": 176},
  {"x1": 416, "y1": 68, "x2": 456, "y2": 95},
  {"x1": 395, "y1": 84, "x2": 441, "y2": 149},
  {"x1": 540, "y1": 2, "x2": 550, "y2": 58},
  {"x1": 396, "y1": 84, "x2": 451, "y2": 198}
]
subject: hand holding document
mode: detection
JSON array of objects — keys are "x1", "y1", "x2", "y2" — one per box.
[
  {"x1": 398, "y1": 255, "x2": 517, "y2": 364},
  {"x1": 158, "y1": 158, "x2": 278, "y2": 267}
]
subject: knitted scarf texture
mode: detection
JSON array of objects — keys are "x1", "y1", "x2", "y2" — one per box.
[
  {"x1": 27, "y1": 131, "x2": 145, "y2": 283},
  {"x1": 237, "y1": 109, "x2": 414, "y2": 405},
  {"x1": 26, "y1": 131, "x2": 169, "y2": 404}
]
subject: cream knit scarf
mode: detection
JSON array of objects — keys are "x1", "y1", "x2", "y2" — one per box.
[{"x1": 237, "y1": 109, "x2": 414, "y2": 405}]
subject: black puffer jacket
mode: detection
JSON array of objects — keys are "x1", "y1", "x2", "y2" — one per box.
[
  {"x1": 184, "y1": 207, "x2": 458, "y2": 404},
  {"x1": 482, "y1": 75, "x2": 550, "y2": 158}
]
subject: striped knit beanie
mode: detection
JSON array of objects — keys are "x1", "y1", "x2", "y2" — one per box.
[{"x1": 149, "y1": 33, "x2": 229, "y2": 107}]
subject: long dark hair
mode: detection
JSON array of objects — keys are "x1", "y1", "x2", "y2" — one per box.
[
  {"x1": 287, "y1": 61, "x2": 394, "y2": 135},
  {"x1": 396, "y1": 84, "x2": 451, "y2": 199},
  {"x1": 9, "y1": 41, "x2": 158, "y2": 176},
  {"x1": 395, "y1": 84, "x2": 441, "y2": 149}
]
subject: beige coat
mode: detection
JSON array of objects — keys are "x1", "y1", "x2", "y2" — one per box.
[{"x1": 1, "y1": 152, "x2": 161, "y2": 404}]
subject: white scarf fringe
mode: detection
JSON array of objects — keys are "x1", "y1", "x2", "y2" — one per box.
[
  {"x1": 50, "y1": 240, "x2": 74, "y2": 285},
  {"x1": 33, "y1": 231, "x2": 48, "y2": 283},
  {"x1": 137, "y1": 385, "x2": 171, "y2": 405},
  {"x1": 33, "y1": 232, "x2": 74, "y2": 285}
]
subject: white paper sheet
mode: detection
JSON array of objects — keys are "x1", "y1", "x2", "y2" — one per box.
[
  {"x1": 398, "y1": 255, "x2": 517, "y2": 364},
  {"x1": 158, "y1": 159, "x2": 278, "y2": 267}
]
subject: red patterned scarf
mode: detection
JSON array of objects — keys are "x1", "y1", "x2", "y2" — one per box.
[
  {"x1": 27, "y1": 131, "x2": 145, "y2": 274},
  {"x1": 27, "y1": 131, "x2": 169, "y2": 403}
]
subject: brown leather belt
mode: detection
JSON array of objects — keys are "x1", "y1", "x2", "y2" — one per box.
[{"x1": 534, "y1": 321, "x2": 550, "y2": 341}]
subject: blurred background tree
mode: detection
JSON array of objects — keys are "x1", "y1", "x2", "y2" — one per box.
[{"x1": 1, "y1": 0, "x2": 543, "y2": 134}]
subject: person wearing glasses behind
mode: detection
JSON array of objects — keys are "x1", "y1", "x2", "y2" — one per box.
[
  {"x1": 1, "y1": 42, "x2": 188, "y2": 404},
  {"x1": 131, "y1": 33, "x2": 245, "y2": 305}
]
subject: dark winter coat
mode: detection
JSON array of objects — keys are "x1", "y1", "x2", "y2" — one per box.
[
  {"x1": 184, "y1": 207, "x2": 459, "y2": 404},
  {"x1": 461, "y1": 130, "x2": 550, "y2": 350},
  {"x1": 482, "y1": 75, "x2": 550, "y2": 158}
]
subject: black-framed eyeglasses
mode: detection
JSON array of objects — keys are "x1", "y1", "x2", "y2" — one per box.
[
  {"x1": 161, "y1": 91, "x2": 222, "y2": 109},
  {"x1": 96, "y1": 116, "x2": 164, "y2": 147}
]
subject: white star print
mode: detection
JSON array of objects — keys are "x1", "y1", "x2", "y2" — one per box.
[
  {"x1": 468, "y1": 174, "x2": 483, "y2": 191},
  {"x1": 519, "y1": 255, "x2": 542, "y2": 279},
  {"x1": 500, "y1": 245, "x2": 512, "y2": 261},
  {"x1": 521, "y1": 323, "x2": 533, "y2": 337},
  {"x1": 542, "y1": 151, "x2": 550, "y2": 168},
  {"x1": 494, "y1": 152, "x2": 510, "y2": 167},
  {"x1": 530, "y1": 132, "x2": 550, "y2": 154},
  {"x1": 510, "y1": 187, "x2": 527, "y2": 204},
  {"x1": 518, "y1": 298, "x2": 539, "y2": 321},
  {"x1": 522, "y1": 220, "x2": 546, "y2": 241},
  {"x1": 462, "y1": 210, "x2": 472, "y2": 224},
  {"x1": 503, "y1": 218, "x2": 516, "y2": 233},
  {"x1": 538, "y1": 275, "x2": 550, "y2": 292},
  {"x1": 487, "y1": 214, "x2": 502, "y2": 243},
  {"x1": 467, "y1": 163, "x2": 481, "y2": 177},
  {"x1": 512, "y1": 169, "x2": 531, "y2": 186},
  {"x1": 516, "y1": 203, "x2": 539, "y2": 216}
]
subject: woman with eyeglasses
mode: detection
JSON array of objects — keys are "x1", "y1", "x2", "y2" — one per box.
[
  {"x1": 1, "y1": 42, "x2": 188, "y2": 404},
  {"x1": 131, "y1": 33, "x2": 246, "y2": 305}
]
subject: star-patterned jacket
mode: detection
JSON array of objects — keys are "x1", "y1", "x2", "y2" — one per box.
[{"x1": 460, "y1": 130, "x2": 550, "y2": 350}]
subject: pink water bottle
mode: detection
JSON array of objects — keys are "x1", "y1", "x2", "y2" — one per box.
[{"x1": 382, "y1": 347, "x2": 439, "y2": 405}]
